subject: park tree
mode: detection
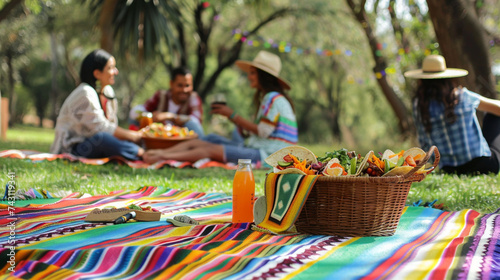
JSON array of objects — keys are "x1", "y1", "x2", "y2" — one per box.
[
  {"x1": 1, "y1": 0, "x2": 498, "y2": 145},
  {"x1": 87, "y1": 0, "x2": 183, "y2": 62},
  {"x1": 0, "y1": 3, "x2": 38, "y2": 125},
  {"x1": 426, "y1": 0, "x2": 497, "y2": 98},
  {"x1": 345, "y1": 0, "x2": 413, "y2": 136},
  {"x1": 0, "y1": 0, "x2": 23, "y2": 22},
  {"x1": 0, "y1": 0, "x2": 96, "y2": 126},
  {"x1": 84, "y1": 0, "x2": 298, "y2": 100},
  {"x1": 342, "y1": 0, "x2": 498, "y2": 138},
  {"x1": 189, "y1": 2, "x2": 297, "y2": 100},
  {"x1": 43, "y1": 0, "x2": 94, "y2": 126},
  {"x1": 80, "y1": 0, "x2": 302, "y2": 123}
]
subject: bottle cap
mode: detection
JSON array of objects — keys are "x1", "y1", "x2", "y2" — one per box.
[{"x1": 238, "y1": 159, "x2": 251, "y2": 164}]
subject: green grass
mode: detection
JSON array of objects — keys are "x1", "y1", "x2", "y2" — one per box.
[{"x1": 1, "y1": 125, "x2": 499, "y2": 213}]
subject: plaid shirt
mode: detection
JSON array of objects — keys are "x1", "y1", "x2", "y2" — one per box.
[{"x1": 413, "y1": 88, "x2": 491, "y2": 168}]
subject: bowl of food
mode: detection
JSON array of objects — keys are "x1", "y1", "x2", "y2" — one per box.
[{"x1": 141, "y1": 123, "x2": 198, "y2": 150}]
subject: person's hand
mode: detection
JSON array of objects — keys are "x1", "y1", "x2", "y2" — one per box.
[
  {"x1": 173, "y1": 115, "x2": 190, "y2": 126},
  {"x1": 210, "y1": 104, "x2": 233, "y2": 118},
  {"x1": 153, "y1": 111, "x2": 177, "y2": 122}
]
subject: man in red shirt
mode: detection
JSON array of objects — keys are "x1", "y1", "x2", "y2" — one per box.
[{"x1": 132, "y1": 67, "x2": 204, "y2": 136}]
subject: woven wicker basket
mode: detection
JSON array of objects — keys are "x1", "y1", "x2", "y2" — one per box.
[{"x1": 295, "y1": 146, "x2": 440, "y2": 237}]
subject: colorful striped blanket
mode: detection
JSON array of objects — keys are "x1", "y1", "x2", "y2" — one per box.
[
  {"x1": 0, "y1": 149, "x2": 237, "y2": 169},
  {"x1": 1, "y1": 187, "x2": 499, "y2": 279}
]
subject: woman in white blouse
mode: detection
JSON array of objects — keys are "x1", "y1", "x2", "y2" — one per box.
[{"x1": 50, "y1": 49, "x2": 144, "y2": 160}]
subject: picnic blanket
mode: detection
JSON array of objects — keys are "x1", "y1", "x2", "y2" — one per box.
[
  {"x1": 0, "y1": 149, "x2": 238, "y2": 169},
  {"x1": 1, "y1": 187, "x2": 499, "y2": 279},
  {"x1": 255, "y1": 173, "x2": 319, "y2": 234}
]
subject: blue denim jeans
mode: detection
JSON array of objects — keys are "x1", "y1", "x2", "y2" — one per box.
[
  {"x1": 72, "y1": 132, "x2": 141, "y2": 161},
  {"x1": 184, "y1": 119, "x2": 205, "y2": 138},
  {"x1": 202, "y1": 130, "x2": 261, "y2": 164},
  {"x1": 442, "y1": 113, "x2": 500, "y2": 175}
]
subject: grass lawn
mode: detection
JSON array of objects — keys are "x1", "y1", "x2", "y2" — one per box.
[{"x1": 1, "y1": 125, "x2": 499, "y2": 213}]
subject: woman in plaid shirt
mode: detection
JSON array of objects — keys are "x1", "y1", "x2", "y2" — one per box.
[{"x1": 405, "y1": 55, "x2": 500, "y2": 175}]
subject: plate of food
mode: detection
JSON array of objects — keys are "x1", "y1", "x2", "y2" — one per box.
[{"x1": 141, "y1": 123, "x2": 198, "y2": 149}]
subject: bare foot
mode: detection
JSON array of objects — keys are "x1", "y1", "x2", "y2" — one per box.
[
  {"x1": 143, "y1": 149, "x2": 165, "y2": 164},
  {"x1": 137, "y1": 147, "x2": 145, "y2": 158}
]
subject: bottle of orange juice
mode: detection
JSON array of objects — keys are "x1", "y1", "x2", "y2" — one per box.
[
  {"x1": 232, "y1": 159, "x2": 255, "y2": 223},
  {"x1": 139, "y1": 112, "x2": 153, "y2": 129}
]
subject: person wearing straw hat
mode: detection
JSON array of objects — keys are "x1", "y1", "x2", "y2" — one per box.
[
  {"x1": 143, "y1": 50, "x2": 297, "y2": 165},
  {"x1": 405, "y1": 54, "x2": 500, "y2": 175}
]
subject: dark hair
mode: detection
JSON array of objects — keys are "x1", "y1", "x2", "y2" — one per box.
[
  {"x1": 252, "y1": 68, "x2": 294, "y2": 116},
  {"x1": 80, "y1": 49, "x2": 113, "y2": 89},
  {"x1": 170, "y1": 67, "x2": 191, "y2": 81},
  {"x1": 414, "y1": 78, "x2": 459, "y2": 133}
]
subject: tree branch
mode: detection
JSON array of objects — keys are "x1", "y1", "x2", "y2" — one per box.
[
  {"x1": 198, "y1": 7, "x2": 297, "y2": 99},
  {"x1": 0, "y1": 0, "x2": 23, "y2": 23}
]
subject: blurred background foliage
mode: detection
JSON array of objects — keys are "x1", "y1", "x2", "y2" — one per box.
[{"x1": 0, "y1": 0, "x2": 499, "y2": 155}]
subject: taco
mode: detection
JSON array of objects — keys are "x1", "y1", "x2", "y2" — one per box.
[
  {"x1": 274, "y1": 167, "x2": 308, "y2": 175},
  {"x1": 382, "y1": 166, "x2": 414, "y2": 177},
  {"x1": 265, "y1": 146, "x2": 317, "y2": 168},
  {"x1": 317, "y1": 148, "x2": 362, "y2": 176},
  {"x1": 357, "y1": 150, "x2": 389, "y2": 176},
  {"x1": 382, "y1": 147, "x2": 427, "y2": 177},
  {"x1": 402, "y1": 147, "x2": 426, "y2": 164},
  {"x1": 322, "y1": 158, "x2": 347, "y2": 176},
  {"x1": 355, "y1": 151, "x2": 373, "y2": 176}
]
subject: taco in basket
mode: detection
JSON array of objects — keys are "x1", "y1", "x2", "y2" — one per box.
[
  {"x1": 382, "y1": 166, "x2": 414, "y2": 177},
  {"x1": 355, "y1": 151, "x2": 374, "y2": 176},
  {"x1": 272, "y1": 166, "x2": 308, "y2": 175},
  {"x1": 265, "y1": 146, "x2": 318, "y2": 175},
  {"x1": 318, "y1": 149, "x2": 373, "y2": 176},
  {"x1": 403, "y1": 147, "x2": 426, "y2": 164},
  {"x1": 322, "y1": 158, "x2": 347, "y2": 176},
  {"x1": 382, "y1": 147, "x2": 427, "y2": 177}
]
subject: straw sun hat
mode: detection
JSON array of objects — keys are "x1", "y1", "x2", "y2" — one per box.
[
  {"x1": 235, "y1": 50, "x2": 291, "y2": 90},
  {"x1": 404, "y1": 54, "x2": 468, "y2": 79}
]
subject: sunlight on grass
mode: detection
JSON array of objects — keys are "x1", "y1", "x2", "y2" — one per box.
[
  {"x1": 1, "y1": 125, "x2": 499, "y2": 213},
  {"x1": 2, "y1": 125, "x2": 54, "y2": 152},
  {"x1": 409, "y1": 173, "x2": 500, "y2": 213}
]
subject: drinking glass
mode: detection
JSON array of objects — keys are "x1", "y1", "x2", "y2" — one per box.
[{"x1": 211, "y1": 93, "x2": 227, "y2": 108}]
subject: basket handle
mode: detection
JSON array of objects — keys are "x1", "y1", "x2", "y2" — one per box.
[{"x1": 402, "y1": 146, "x2": 440, "y2": 179}]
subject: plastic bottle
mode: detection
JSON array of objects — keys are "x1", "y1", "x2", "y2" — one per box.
[
  {"x1": 232, "y1": 159, "x2": 255, "y2": 223},
  {"x1": 139, "y1": 112, "x2": 153, "y2": 129}
]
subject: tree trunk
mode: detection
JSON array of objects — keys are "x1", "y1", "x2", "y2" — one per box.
[
  {"x1": 426, "y1": 0, "x2": 496, "y2": 98},
  {"x1": 98, "y1": 0, "x2": 119, "y2": 53},
  {"x1": 197, "y1": 8, "x2": 293, "y2": 101},
  {"x1": 316, "y1": 61, "x2": 344, "y2": 142},
  {"x1": 346, "y1": 0, "x2": 412, "y2": 135},
  {"x1": 388, "y1": 0, "x2": 410, "y2": 55},
  {"x1": 176, "y1": 20, "x2": 187, "y2": 68},
  {"x1": 193, "y1": 3, "x2": 212, "y2": 94},
  {"x1": 49, "y1": 31, "x2": 60, "y2": 128},
  {"x1": 0, "y1": 0, "x2": 23, "y2": 23},
  {"x1": 6, "y1": 52, "x2": 17, "y2": 126}
]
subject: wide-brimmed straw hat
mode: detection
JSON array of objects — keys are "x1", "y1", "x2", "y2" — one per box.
[
  {"x1": 235, "y1": 50, "x2": 291, "y2": 90},
  {"x1": 404, "y1": 55, "x2": 468, "y2": 79}
]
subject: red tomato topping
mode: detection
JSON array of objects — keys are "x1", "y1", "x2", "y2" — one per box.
[
  {"x1": 405, "y1": 156, "x2": 417, "y2": 167},
  {"x1": 283, "y1": 154, "x2": 293, "y2": 162}
]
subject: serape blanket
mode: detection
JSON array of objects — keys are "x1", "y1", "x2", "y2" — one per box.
[
  {"x1": 0, "y1": 149, "x2": 237, "y2": 170},
  {"x1": 255, "y1": 173, "x2": 319, "y2": 234},
  {"x1": 1, "y1": 187, "x2": 499, "y2": 280}
]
